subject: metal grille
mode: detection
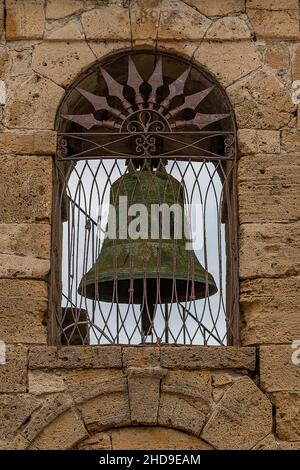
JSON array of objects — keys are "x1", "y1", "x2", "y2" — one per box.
[{"x1": 51, "y1": 51, "x2": 238, "y2": 346}]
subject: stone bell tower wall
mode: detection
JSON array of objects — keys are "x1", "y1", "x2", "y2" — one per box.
[{"x1": 0, "y1": 0, "x2": 299, "y2": 450}]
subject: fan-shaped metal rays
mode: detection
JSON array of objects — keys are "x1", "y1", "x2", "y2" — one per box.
[{"x1": 62, "y1": 55, "x2": 230, "y2": 133}]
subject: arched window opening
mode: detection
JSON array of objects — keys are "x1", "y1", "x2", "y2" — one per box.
[{"x1": 51, "y1": 50, "x2": 238, "y2": 346}]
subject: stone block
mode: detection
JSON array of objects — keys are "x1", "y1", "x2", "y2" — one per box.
[
  {"x1": 0, "y1": 394, "x2": 40, "y2": 440},
  {"x1": 63, "y1": 369, "x2": 126, "y2": 403},
  {"x1": 281, "y1": 130, "x2": 300, "y2": 152},
  {"x1": 46, "y1": 0, "x2": 84, "y2": 19},
  {"x1": 29, "y1": 346, "x2": 122, "y2": 369},
  {"x1": 238, "y1": 130, "x2": 280, "y2": 155},
  {"x1": 79, "y1": 392, "x2": 131, "y2": 432},
  {"x1": 28, "y1": 371, "x2": 66, "y2": 395},
  {"x1": 160, "y1": 346, "x2": 256, "y2": 370},
  {"x1": 260, "y1": 345, "x2": 300, "y2": 392},
  {"x1": 238, "y1": 155, "x2": 300, "y2": 223},
  {"x1": 206, "y1": 17, "x2": 251, "y2": 40},
  {"x1": 195, "y1": 41, "x2": 261, "y2": 87},
  {"x1": 0, "y1": 156, "x2": 52, "y2": 224},
  {"x1": 275, "y1": 392, "x2": 300, "y2": 440},
  {"x1": 239, "y1": 223, "x2": 300, "y2": 279},
  {"x1": 240, "y1": 277, "x2": 300, "y2": 345},
  {"x1": 0, "y1": 131, "x2": 57, "y2": 155},
  {"x1": 292, "y1": 43, "x2": 300, "y2": 80},
  {"x1": 201, "y1": 377, "x2": 272, "y2": 449},
  {"x1": 33, "y1": 409, "x2": 88, "y2": 450},
  {"x1": 111, "y1": 426, "x2": 213, "y2": 450},
  {"x1": 265, "y1": 43, "x2": 289, "y2": 69},
  {"x1": 247, "y1": 7, "x2": 299, "y2": 40},
  {"x1": 227, "y1": 70, "x2": 295, "y2": 129},
  {"x1": 32, "y1": 42, "x2": 95, "y2": 87},
  {"x1": 130, "y1": 0, "x2": 160, "y2": 45},
  {"x1": 81, "y1": 6, "x2": 131, "y2": 40},
  {"x1": 21, "y1": 393, "x2": 73, "y2": 442},
  {"x1": 6, "y1": 0, "x2": 45, "y2": 40},
  {"x1": 0, "y1": 345, "x2": 27, "y2": 393},
  {"x1": 10, "y1": 49, "x2": 32, "y2": 76},
  {"x1": 5, "y1": 74, "x2": 64, "y2": 129},
  {"x1": 44, "y1": 19, "x2": 85, "y2": 41},
  {"x1": 157, "y1": 0, "x2": 211, "y2": 41},
  {"x1": 184, "y1": 0, "x2": 245, "y2": 16},
  {"x1": 0, "y1": 279, "x2": 48, "y2": 344},
  {"x1": 122, "y1": 346, "x2": 160, "y2": 368}
]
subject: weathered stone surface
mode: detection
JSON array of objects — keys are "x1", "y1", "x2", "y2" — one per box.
[
  {"x1": 32, "y1": 42, "x2": 95, "y2": 87},
  {"x1": 123, "y1": 346, "x2": 160, "y2": 368},
  {"x1": 28, "y1": 371, "x2": 66, "y2": 395},
  {"x1": 0, "y1": 131, "x2": 56, "y2": 155},
  {"x1": 77, "y1": 431, "x2": 111, "y2": 450},
  {"x1": 206, "y1": 17, "x2": 251, "y2": 40},
  {"x1": 6, "y1": 75, "x2": 64, "y2": 129},
  {"x1": 0, "y1": 345, "x2": 27, "y2": 393},
  {"x1": 33, "y1": 409, "x2": 88, "y2": 450},
  {"x1": 185, "y1": 0, "x2": 245, "y2": 16},
  {"x1": 160, "y1": 346, "x2": 256, "y2": 370},
  {"x1": 0, "y1": 254, "x2": 50, "y2": 279},
  {"x1": 260, "y1": 345, "x2": 300, "y2": 392},
  {"x1": 82, "y1": 6, "x2": 131, "y2": 40},
  {"x1": 247, "y1": 7, "x2": 299, "y2": 40},
  {"x1": 127, "y1": 368, "x2": 165, "y2": 425},
  {"x1": 0, "y1": 156, "x2": 52, "y2": 224},
  {"x1": 241, "y1": 277, "x2": 300, "y2": 345},
  {"x1": 265, "y1": 43, "x2": 289, "y2": 69},
  {"x1": 79, "y1": 392, "x2": 131, "y2": 432},
  {"x1": 63, "y1": 369, "x2": 126, "y2": 403},
  {"x1": 0, "y1": 434, "x2": 31, "y2": 450},
  {"x1": 252, "y1": 434, "x2": 278, "y2": 450},
  {"x1": 10, "y1": 49, "x2": 32, "y2": 76},
  {"x1": 239, "y1": 223, "x2": 300, "y2": 279},
  {"x1": 6, "y1": 0, "x2": 45, "y2": 40},
  {"x1": 238, "y1": 155, "x2": 300, "y2": 223},
  {"x1": 0, "y1": 46, "x2": 9, "y2": 79},
  {"x1": 278, "y1": 441, "x2": 300, "y2": 450},
  {"x1": 238, "y1": 130, "x2": 280, "y2": 155},
  {"x1": 130, "y1": 0, "x2": 160, "y2": 45},
  {"x1": 0, "y1": 279, "x2": 48, "y2": 344},
  {"x1": 276, "y1": 392, "x2": 300, "y2": 440},
  {"x1": 158, "y1": 0, "x2": 211, "y2": 41},
  {"x1": 201, "y1": 377, "x2": 272, "y2": 449},
  {"x1": 227, "y1": 70, "x2": 295, "y2": 129},
  {"x1": 21, "y1": 393, "x2": 73, "y2": 442},
  {"x1": 195, "y1": 41, "x2": 261, "y2": 87},
  {"x1": 0, "y1": 1, "x2": 4, "y2": 38},
  {"x1": 0, "y1": 394, "x2": 40, "y2": 440},
  {"x1": 88, "y1": 41, "x2": 132, "y2": 59},
  {"x1": 159, "y1": 370, "x2": 211, "y2": 435},
  {"x1": 247, "y1": 0, "x2": 298, "y2": 8},
  {"x1": 292, "y1": 43, "x2": 300, "y2": 79},
  {"x1": 212, "y1": 371, "x2": 240, "y2": 387},
  {"x1": 0, "y1": 224, "x2": 50, "y2": 259},
  {"x1": 29, "y1": 346, "x2": 122, "y2": 369},
  {"x1": 45, "y1": 20, "x2": 85, "y2": 41},
  {"x1": 46, "y1": 0, "x2": 84, "y2": 19},
  {"x1": 111, "y1": 426, "x2": 213, "y2": 450},
  {"x1": 212, "y1": 388, "x2": 224, "y2": 402},
  {"x1": 281, "y1": 130, "x2": 300, "y2": 152}
]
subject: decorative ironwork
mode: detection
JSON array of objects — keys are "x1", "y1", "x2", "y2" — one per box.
[{"x1": 52, "y1": 50, "x2": 239, "y2": 347}]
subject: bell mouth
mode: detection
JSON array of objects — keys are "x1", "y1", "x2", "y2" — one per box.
[{"x1": 78, "y1": 276, "x2": 218, "y2": 303}]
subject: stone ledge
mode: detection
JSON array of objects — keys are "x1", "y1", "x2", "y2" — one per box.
[
  {"x1": 29, "y1": 346, "x2": 123, "y2": 369},
  {"x1": 28, "y1": 346, "x2": 257, "y2": 371},
  {"x1": 160, "y1": 346, "x2": 256, "y2": 370}
]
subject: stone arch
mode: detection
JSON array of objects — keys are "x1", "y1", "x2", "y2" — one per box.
[{"x1": 10, "y1": 367, "x2": 273, "y2": 450}]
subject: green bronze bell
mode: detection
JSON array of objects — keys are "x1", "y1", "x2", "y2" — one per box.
[{"x1": 78, "y1": 160, "x2": 217, "y2": 336}]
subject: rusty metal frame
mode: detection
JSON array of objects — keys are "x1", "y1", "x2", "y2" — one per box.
[{"x1": 50, "y1": 50, "x2": 239, "y2": 347}]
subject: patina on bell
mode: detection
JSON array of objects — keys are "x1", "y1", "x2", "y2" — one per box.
[{"x1": 78, "y1": 160, "x2": 217, "y2": 335}]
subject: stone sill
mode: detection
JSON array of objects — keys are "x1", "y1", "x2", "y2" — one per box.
[{"x1": 28, "y1": 345, "x2": 256, "y2": 371}]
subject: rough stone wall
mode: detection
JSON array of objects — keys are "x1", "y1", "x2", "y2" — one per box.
[{"x1": 0, "y1": 0, "x2": 299, "y2": 450}]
